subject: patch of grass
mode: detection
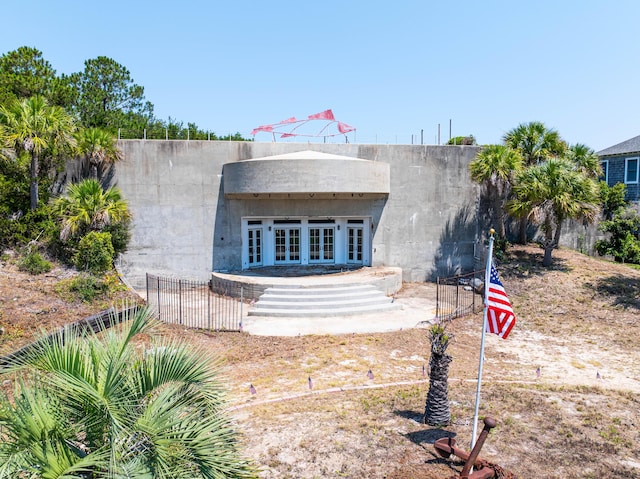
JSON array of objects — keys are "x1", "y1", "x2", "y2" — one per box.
[
  {"x1": 102, "y1": 271, "x2": 128, "y2": 294},
  {"x1": 55, "y1": 274, "x2": 109, "y2": 303},
  {"x1": 0, "y1": 324, "x2": 26, "y2": 347},
  {"x1": 598, "y1": 424, "x2": 631, "y2": 448},
  {"x1": 571, "y1": 360, "x2": 586, "y2": 369},
  {"x1": 581, "y1": 410, "x2": 604, "y2": 428},
  {"x1": 359, "y1": 393, "x2": 386, "y2": 413},
  {"x1": 53, "y1": 271, "x2": 132, "y2": 304},
  {"x1": 17, "y1": 249, "x2": 52, "y2": 275}
]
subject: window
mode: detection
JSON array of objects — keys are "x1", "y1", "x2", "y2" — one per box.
[
  {"x1": 625, "y1": 157, "x2": 639, "y2": 184},
  {"x1": 600, "y1": 160, "x2": 609, "y2": 183}
]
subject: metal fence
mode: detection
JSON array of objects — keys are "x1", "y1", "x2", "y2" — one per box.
[
  {"x1": 116, "y1": 130, "x2": 450, "y2": 146},
  {"x1": 145, "y1": 274, "x2": 251, "y2": 332},
  {"x1": 435, "y1": 270, "x2": 485, "y2": 320}
]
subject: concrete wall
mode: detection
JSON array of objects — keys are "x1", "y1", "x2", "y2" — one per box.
[
  {"x1": 223, "y1": 152, "x2": 390, "y2": 197},
  {"x1": 114, "y1": 141, "x2": 482, "y2": 288}
]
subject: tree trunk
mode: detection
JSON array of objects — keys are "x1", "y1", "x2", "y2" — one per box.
[
  {"x1": 492, "y1": 192, "x2": 507, "y2": 240},
  {"x1": 496, "y1": 202, "x2": 507, "y2": 240},
  {"x1": 553, "y1": 220, "x2": 563, "y2": 250},
  {"x1": 542, "y1": 221, "x2": 554, "y2": 267},
  {"x1": 518, "y1": 217, "x2": 527, "y2": 244},
  {"x1": 543, "y1": 244, "x2": 554, "y2": 267},
  {"x1": 423, "y1": 352, "x2": 452, "y2": 426},
  {"x1": 30, "y1": 153, "x2": 39, "y2": 210}
]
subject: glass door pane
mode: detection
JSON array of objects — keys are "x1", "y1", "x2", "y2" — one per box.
[
  {"x1": 348, "y1": 227, "x2": 363, "y2": 264},
  {"x1": 309, "y1": 227, "x2": 334, "y2": 263},
  {"x1": 275, "y1": 228, "x2": 300, "y2": 264},
  {"x1": 289, "y1": 228, "x2": 300, "y2": 262},
  {"x1": 323, "y1": 228, "x2": 334, "y2": 261},
  {"x1": 309, "y1": 228, "x2": 320, "y2": 261},
  {"x1": 248, "y1": 228, "x2": 262, "y2": 266},
  {"x1": 275, "y1": 229, "x2": 286, "y2": 262}
]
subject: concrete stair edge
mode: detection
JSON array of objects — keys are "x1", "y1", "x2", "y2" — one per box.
[
  {"x1": 255, "y1": 297, "x2": 395, "y2": 309},
  {"x1": 248, "y1": 302, "x2": 402, "y2": 317},
  {"x1": 259, "y1": 291, "x2": 384, "y2": 301}
]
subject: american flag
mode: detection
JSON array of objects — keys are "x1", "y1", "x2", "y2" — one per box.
[{"x1": 486, "y1": 264, "x2": 516, "y2": 339}]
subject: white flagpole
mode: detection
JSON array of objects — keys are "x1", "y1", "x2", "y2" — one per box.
[{"x1": 471, "y1": 229, "x2": 495, "y2": 450}]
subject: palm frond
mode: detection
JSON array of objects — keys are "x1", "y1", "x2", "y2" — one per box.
[{"x1": 0, "y1": 305, "x2": 256, "y2": 478}]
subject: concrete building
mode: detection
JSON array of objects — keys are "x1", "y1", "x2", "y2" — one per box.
[{"x1": 114, "y1": 141, "x2": 483, "y2": 289}]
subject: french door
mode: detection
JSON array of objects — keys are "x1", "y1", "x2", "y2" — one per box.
[
  {"x1": 243, "y1": 217, "x2": 370, "y2": 269},
  {"x1": 347, "y1": 226, "x2": 364, "y2": 264},
  {"x1": 247, "y1": 228, "x2": 262, "y2": 267},
  {"x1": 274, "y1": 228, "x2": 301, "y2": 264},
  {"x1": 309, "y1": 227, "x2": 335, "y2": 263}
]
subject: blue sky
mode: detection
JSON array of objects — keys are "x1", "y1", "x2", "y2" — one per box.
[{"x1": 2, "y1": 1, "x2": 638, "y2": 150}]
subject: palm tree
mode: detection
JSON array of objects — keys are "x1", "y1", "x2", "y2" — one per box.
[
  {"x1": 0, "y1": 95, "x2": 76, "y2": 210},
  {"x1": 75, "y1": 127, "x2": 123, "y2": 180},
  {"x1": 469, "y1": 144, "x2": 523, "y2": 239},
  {"x1": 0, "y1": 123, "x2": 10, "y2": 158},
  {"x1": 423, "y1": 323, "x2": 453, "y2": 426},
  {"x1": 0, "y1": 306, "x2": 257, "y2": 478},
  {"x1": 53, "y1": 178, "x2": 131, "y2": 241},
  {"x1": 503, "y1": 122, "x2": 567, "y2": 243},
  {"x1": 566, "y1": 143, "x2": 602, "y2": 179},
  {"x1": 508, "y1": 158, "x2": 600, "y2": 267},
  {"x1": 503, "y1": 121, "x2": 566, "y2": 165}
]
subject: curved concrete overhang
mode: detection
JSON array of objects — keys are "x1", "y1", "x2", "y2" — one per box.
[
  {"x1": 223, "y1": 150, "x2": 390, "y2": 199},
  {"x1": 212, "y1": 266, "x2": 403, "y2": 301}
]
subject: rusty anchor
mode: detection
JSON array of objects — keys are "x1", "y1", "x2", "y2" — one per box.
[{"x1": 434, "y1": 416, "x2": 498, "y2": 479}]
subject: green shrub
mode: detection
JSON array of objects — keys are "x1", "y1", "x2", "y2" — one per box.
[
  {"x1": 103, "y1": 220, "x2": 131, "y2": 256},
  {"x1": 620, "y1": 234, "x2": 640, "y2": 264},
  {"x1": 47, "y1": 226, "x2": 77, "y2": 266},
  {"x1": 54, "y1": 272, "x2": 127, "y2": 303},
  {"x1": 65, "y1": 274, "x2": 109, "y2": 302},
  {"x1": 0, "y1": 218, "x2": 11, "y2": 250},
  {"x1": 17, "y1": 248, "x2": 52, "y2": 275},
  {"x1": 595, "y1": 207, "x2": 640, "y2": 264},
  {"x1": 447, "y1": 135, "x2": 476, "y2": 145},
  {"x1": 599, "y1": 181, "x2": 627, "y2": 220},
  {"x1": 0, "y1": 206, "x2": 57, "y2": 249},
  {"x1": 493, "y1": 237, "x2": 510, "y2": 261},
  {"x1": 73, "y1": 231, "x2": 115, "y2": 274}
]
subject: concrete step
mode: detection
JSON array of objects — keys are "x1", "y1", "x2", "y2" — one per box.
[
  {"x1": 260, "y1": 290, "x2": 383, "y2": 302},
  {"x1": 248, "y1": 301, "x2": 401, "y2": 318},
  {"x1": 255, "y1": 296, "x2": 394, "y2": 309},
  {"x1": 265, "y1": 284, "x2": 378, "y2": 294},
  {"x1": 249, "y1": 282, "x2": 399, "y2": 317}
]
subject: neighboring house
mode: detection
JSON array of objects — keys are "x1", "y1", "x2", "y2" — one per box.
[{"x1": 597, "y1": 135, "x2": 640, "y2": 202}]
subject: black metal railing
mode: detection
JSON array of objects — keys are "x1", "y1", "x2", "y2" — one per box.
[
  {"x1": 146, "y1": 274, "x2": 250, "y2": 332},
  {"x1": 435, "y1": 270, "x2": 484, "y2": 320}
]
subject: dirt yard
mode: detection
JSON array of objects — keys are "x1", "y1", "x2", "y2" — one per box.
[{"x1": 1, "y1": 245, "x2": 639, "y2": 478}]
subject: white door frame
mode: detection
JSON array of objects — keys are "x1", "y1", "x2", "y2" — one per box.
[{"x1": 241, "y1": 216, "x2": 370, "y2": 269}]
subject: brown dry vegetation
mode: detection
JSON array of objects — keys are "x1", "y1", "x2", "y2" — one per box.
[
  {"x1": 0, "y1": 250, "x2": 142, "y2": 355},
  {"x1": 1, "y1": 245, "x2": 640, "y2": 478}
]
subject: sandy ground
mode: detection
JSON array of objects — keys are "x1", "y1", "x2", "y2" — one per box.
[
  {"x1": 240, "y1": 282, "x2": 640, "y2": 394},
  {"x1": 488, "y1": 327, "x2": 640, "y2": 393},
  {"x1": 221, "y1": 276, "x2": 640, "y2": 478},
  {"x1": 241, "y1": 294, "x2": 438, "y2": 336},
  {"x1": 4, "y1": 246, "x2": 639, "y2": 478}
]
